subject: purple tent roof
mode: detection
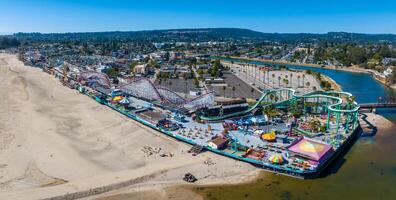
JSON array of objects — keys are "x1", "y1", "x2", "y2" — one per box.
[{"x1": 288, "y1": 138, "x2": 333, "y2": 162}]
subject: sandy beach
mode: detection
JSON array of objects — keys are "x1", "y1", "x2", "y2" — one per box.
[{"x1": 0, "y1": 53, "x2": 258, "y2": 200}]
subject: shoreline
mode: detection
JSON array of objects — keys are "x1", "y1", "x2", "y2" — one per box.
[
  {"x1": 322, "y1": 75, "x2": 342, "y2": 91},
  {"x1": 229, "y1": 56, "x2": 369, "y2": 74}
]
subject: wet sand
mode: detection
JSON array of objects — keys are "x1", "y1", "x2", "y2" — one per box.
[{"x1": 0, "y1": 53, "x2": 257, "y2": 200}]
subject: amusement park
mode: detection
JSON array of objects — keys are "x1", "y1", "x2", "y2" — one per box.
[{"x1": 51, "y1": 67, "x2": 360, "y2": 178}]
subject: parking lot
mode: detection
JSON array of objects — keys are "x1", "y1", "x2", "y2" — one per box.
[
  {"x1": 154, "y1": 78, "x2": 197, "y2": 94},
  {"x1": 208, "y1": 72, "x2": 262, "y2": 99}
]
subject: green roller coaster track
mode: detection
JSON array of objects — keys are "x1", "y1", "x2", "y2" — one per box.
[{"x1": 199, "y1": 89, "x2": 360, "y2": 134}]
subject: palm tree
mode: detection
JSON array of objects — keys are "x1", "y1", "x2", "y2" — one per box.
[
  {"x1": 297, "y1": 75, "x2": 301, "y2": 88},
  {"x1": 251, "y1": 88, "x2": 255, "y2": 99},
  {"x1": 222, "y1": 85, "x2": 227, "y2": 97},
  {"x1": 262, "y1": 70, "x2": 265, "y2": 83},
  {"x1": 163, "y1": 74, "x2": 168, "y2": 87},
  {"x1": 183, "y1": 74, "x2": 188, "y2": 97},
  {"x1": 290, "y1": 73, "x2": 293, "y2": 88},
  {"x1": 302, "y1": 74, "x2": 306, "y2": 88},
  {"x1": 285, "y1": 75, "x2": 288, "y2": 87},
  {"x1": 184, "y1": 81, "x2": 188, "y2": 98},
  {"x1": 346, "y1": 95, "x2": 356, "y2": 109},
  {"x1": 232, "y1": 86, "x2": 236, "y2": 98},
  {"x1": 278, "y1": 76, "x2": 281, "y2": 88},
  {"x1": 269, "y1": 93, "x2": 275, "y2": 102},
  {"x1": 283, "y1": 78, "x2": 289, "y2": 87},
  {"x1": 272, "y1": 73, "x2": 275, "y2": 88},
  {"x1": 306, "y1": 81, "x2": 310, "y2": 91}
]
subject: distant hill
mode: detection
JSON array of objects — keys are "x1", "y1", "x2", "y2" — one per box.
[{"x1": 11, "y1": 28, "x2": 396, "y2": 43}]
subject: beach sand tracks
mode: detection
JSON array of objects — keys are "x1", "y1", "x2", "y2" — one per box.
[
  {"x1": 0, "y1": 162, "x2": 67, "y2": 192},
  {"x1": 10, "y1": 76, "x2": 30, "y2": 101}
]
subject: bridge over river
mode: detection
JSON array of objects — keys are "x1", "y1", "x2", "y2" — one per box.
[
  {"x1": 359, "y1": 96, "x2": 396, "y2": 111},
  {"x1": 359, "y1": 103, "x2": 396, "y2": 109}
]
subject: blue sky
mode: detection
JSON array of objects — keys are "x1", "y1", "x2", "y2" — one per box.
[{"x1": 1, "y1": 0, "x2": 396, "y2": 34}]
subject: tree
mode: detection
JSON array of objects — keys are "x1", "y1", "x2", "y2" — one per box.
[
  {"x1": 105, "y1": 67, "x2": 120, "y2": 77},
  {"x1": 163, "y1": 73, "x2": 169, "y2": 86},
  {"x1": 289, "y1": 102, "x2": 302, "y2": 118},
  {"x1": 232, "y1": 86, "x2": 236, "y2": 98},
  {"x1": 302, "y1": 74, "x2": 306, "y2": 88},
  {"x1": 272, "y1": 73, "x2": 275, "y2": 88},
  {"x1": 183, "y1": 74, "x2": 189, "y2": 97},
  {"x1": 264, "y1": 105, "x2": 278, "y2": 119},
  {"x1": 0, "y1": 37, "x2": 20, "y2": 49},
  {"x1": 285, "y1": 75, "x2": 288, "y2": 87},
  {"x1": 222, "y1": 86, "x2": 227, "y2": 97},
  {"x1": 306, "y1": 81, "x2": 311, "y2": 90},
  {"x1": 346, "y1": 95, "x2": 357, "y2": 109},
  {"x1": 297, "y1": 75, "x2": 301, "y2": 88},
  {"x1": 251, "y1": 88, "x2": 255, "y2": 99},
  {"x1": 194, "y1": 78, "x2": 200, "y2": 88},
  {"x1": 269, "y1": 93, "x2": 275, "y2": 102},
  {"x1": 278, "y1": 76, "x2": 281, "y2": 88},
  {"x1": 262, "y1": 70, "x2": 266, "y2": 83},
  {"x1": 284, "y1": 79, "x2": 289, "y2": 86},
  {"x1": 197, "y1": 69, "x2": 204, "y2": 77},
  {"x1": 347, "y1": 46, "x2": 367, "y2": 65},
  {"x1": 290, "y1": 73, "x2": 293, "y2": 88},
  {"x1": 378, "y1": 44, "x2": 392, "y2": 58},
  {"x1": 129, "y1": 61, "x2": 138, "y2": 75}
]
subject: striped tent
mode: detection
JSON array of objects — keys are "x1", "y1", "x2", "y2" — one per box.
[
  {"x1": 268, "y1": 154, "x2": 284, "y2": 164},
  {"x1": 120, "y1": 97, "x2": 130, "y2": 105}
]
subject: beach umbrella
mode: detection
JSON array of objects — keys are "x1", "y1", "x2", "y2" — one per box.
[{"x1": 268, "y1": 154, "x2": 284, "y2": 164}]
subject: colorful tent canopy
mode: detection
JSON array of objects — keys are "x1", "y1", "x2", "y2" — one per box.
[
  {"x1": 287, "y1": 138, "x2": 333, "y2": 162},
  {"x1": 268, "y1": 154, "x2": 284, "y2": 164},
  {"x1": 120, "y1": 97, "x2": 130, "y2": 104}
]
